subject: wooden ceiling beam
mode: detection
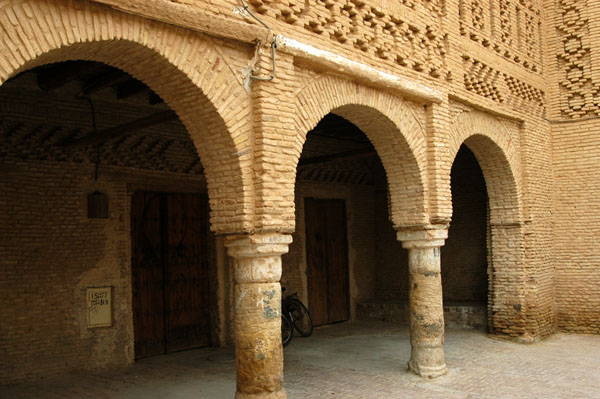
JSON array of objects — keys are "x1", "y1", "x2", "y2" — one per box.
[{"x1": 60, "y1": 110, "x2": 178, "y2": 149}]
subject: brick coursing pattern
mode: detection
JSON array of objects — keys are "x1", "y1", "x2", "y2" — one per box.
[
  {"x1": 0, "y1": 159, "x2": 216, "y2": 383},
  {"x1": 0, "y1": 93, "x2": 204, "y2": 175},
  {"x1": 552, "y1": 119, "x2": 600, "y2": 334}
]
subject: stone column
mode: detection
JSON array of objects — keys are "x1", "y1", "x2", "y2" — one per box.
[
  {"x1": 397, "y1": 228, "x2": 448, "y2": 378},
  {"x1": 225, "y1": 233, "x2": 292, "y2": 399}
]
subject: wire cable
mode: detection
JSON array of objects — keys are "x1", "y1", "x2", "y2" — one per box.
[{"x1": 239, "y1": 0, "x2": 277, "y2": 81}]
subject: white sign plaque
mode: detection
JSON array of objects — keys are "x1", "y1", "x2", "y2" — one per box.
[{"x1": 87, "y1": 287, "x2": 112, "y2": 328}]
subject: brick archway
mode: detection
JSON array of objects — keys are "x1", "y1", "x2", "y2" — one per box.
[
  {"x1": 447, "y1": 110, "x2": 523, "y2": 225},
  {"x1": 446, "y1": 110, "x2": 528, "y2": 339},
  {"x1": 294, "y1": 75, "x2": 429, "y2": 228},
  {"x1": 0, "y1": 0, "x2": 253, "y2": 234}
]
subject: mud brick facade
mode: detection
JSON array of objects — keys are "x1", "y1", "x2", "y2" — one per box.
[{"x1": 0, "y1": 0, "x2": 598, "y2": 397}]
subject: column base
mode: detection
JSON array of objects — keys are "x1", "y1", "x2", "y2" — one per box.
[
  {"x1": 235, "y1": 389, "x2": 287, "y2": 399},
  {"x1": 408, "y1": 345, "x2": 447, "y2": 378},
  {"x1": 408, "y1": 360, "x2": 447, "y2": 378}
]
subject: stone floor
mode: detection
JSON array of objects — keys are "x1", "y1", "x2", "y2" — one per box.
[{"x1": 3, "y1": 321, "x2": 600, "y2": 398}]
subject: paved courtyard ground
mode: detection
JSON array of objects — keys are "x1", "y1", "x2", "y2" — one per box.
[{"x1": 2, "y1": 321, "x2": 600, "y2": 398}]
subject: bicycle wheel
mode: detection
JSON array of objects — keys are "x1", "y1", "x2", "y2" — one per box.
[
  {"x1": 289, "y1": 299, "x2": 313, "y2": 337},
  {"x1": 281, "y1": 314, "x2": 293, "y2": 347}
]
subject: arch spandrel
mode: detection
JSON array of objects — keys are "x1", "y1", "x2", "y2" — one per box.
[
  {"x1": 447, "y1": 109, "x2": 524, "y2": 226},
  {"x1": 294, "y1": 75, "x2": 429, "y2": 228},
  {"x1": 0, "y1": 0, "x2": 254, "y2": 234}
]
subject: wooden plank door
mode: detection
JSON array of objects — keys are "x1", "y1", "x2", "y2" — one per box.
[
  {"x1": 131, "y1": 192, "x2": 210, "y2": 359},
  {"x1": 165, "y1": 193, "x2": 211, "y2": 352},
  {"x1": 131, "y1": 191, "x2": 166, "y2": 359},
  {"x1": 305, "y1": 198, "x2": 349, "y2": 327},
  {"x1": 325, "y1": 200, "x2": 349, "y2": 323}
]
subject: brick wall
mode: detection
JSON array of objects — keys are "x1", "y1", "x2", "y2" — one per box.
[
  {"x1": 552, "y1": 119, "x2": 600, "y2": 334},
  {"x1": 0, "y1": 161, "x2": 132, "y2": 383},
  {"x1": 0, "y1": 158, "x2": 221, "y2": 383}
]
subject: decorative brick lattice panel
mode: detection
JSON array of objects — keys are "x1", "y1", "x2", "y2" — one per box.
[
  {"x1": 463, "y1": 56, "x2": 505, "y2": 103},
  {"x1": 555, "y1": 0, "x2": 600, "y2": 118},
  {"x1": 249, "y1": 0, "x2": 448, "y2": 78},
  {"x1": 504, "y1": 74, "x2": 544, "y2": 107},
  {"x1": 461, "y1": 55, "x2": 544, "y2": 111},
  {"x1": 460, "y1": 0, "x2": 542, "y2": 73}
]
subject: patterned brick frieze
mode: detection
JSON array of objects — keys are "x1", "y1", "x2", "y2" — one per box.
[
  {"x1": 459, "y1": 0, "x2": 543, "y2": 73},
  {"x1": 554, "y1": 0, "x2": 600, "y2": 118},
  {"x1": 504, "y1": 74, "x2": 544, "y2": 106},
  {"x1": 248, "y1": 0, "x2": 448, "y2": 79},
  {"x1": 461, "y1": 55, "x2": 545, "y2": 112},
  {"x1": 462, "y1": 55, "x2": 505, "y2": 103}
]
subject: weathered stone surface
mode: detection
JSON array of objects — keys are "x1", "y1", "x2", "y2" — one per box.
[
  {"x1": 398, "y1": 228, "x2": 448, "y2": 378},
  {"x1": 226, "y1": 234, "x2": 291, "y2": 398}
]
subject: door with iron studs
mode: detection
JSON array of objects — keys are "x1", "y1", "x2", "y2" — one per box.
[{"x1": 131, "y1": 191, "x2": 210, "y2": 359}]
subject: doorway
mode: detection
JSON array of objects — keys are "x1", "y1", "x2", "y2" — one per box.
[
  {"x1": 131, "y1": 191, "x2": 211, "y2": 358},
  {"x1": 305, "y1": 198, "x2": 350, "y2": 326}
]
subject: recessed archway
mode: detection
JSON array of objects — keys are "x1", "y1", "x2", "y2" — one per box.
[
  {"x1": 283, "y1": 76, "x2": 430, "y2": 338},
  {"x1": 442, "y1": 144, "x2": 489, "y2": 331},
  {"x1": 0, "y1": 58, "x2": 225, "y2": 382},
  {"x1": 445, "y1": 109, "x2": 527, "y2": 339},
  {"x1": 0, "y1": 2, "x2": 253, "y2": 383},
  {"x1": 294, "y1": 76, "x2": 429, "y2": 230}
]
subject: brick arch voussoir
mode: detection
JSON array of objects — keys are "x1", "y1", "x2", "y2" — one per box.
[
  {"x1": 447, "y1": 111, "x2": 523, "y2": 226},
  {"x1": 294, "y1": 75, "x2": 428, "y2": 227},
  {"x1": 0, "y1": 0, "x2": 253, "y2": 234}
]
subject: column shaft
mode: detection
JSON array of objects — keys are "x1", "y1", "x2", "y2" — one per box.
[
  {"x1": 225, "y1": 233, "x2": 292, "y2": 399},
  {"x1": 398, "y1": 228, "x2": 448, "y2": 378}
]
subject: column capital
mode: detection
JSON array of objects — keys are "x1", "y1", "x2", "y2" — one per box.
[
  {"x1": 224, "y1": 233, "x2": 293, "y2": 259},
  {"x1": 225, "y1": 233, "x2": 292, "y2": 284},
  {"x1": 396, "y1": 227, "x2": 448, "y2": 249}
]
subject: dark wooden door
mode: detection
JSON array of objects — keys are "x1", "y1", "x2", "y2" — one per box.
[
  {"x1": 165, "y1": 194, "x2": 211, "y2": 352},
  {"x1": 305, "y1": 198, "x2": 349, "y2": 327},
  {"x1": 131, "y1": 191, "x2": 210, "y2": 359},
  {"x1": 131, "y1": 192, "x2": 165, "y2": 358}
]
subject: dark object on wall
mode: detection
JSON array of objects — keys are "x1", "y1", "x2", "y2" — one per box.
[{"x1": 87, "y1": 191, "x2": 109, "y2": 219}]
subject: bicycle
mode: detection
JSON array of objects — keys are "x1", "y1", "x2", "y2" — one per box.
[{"x1": 281, "y1": 287, "x2": 313, "y2": 347}]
